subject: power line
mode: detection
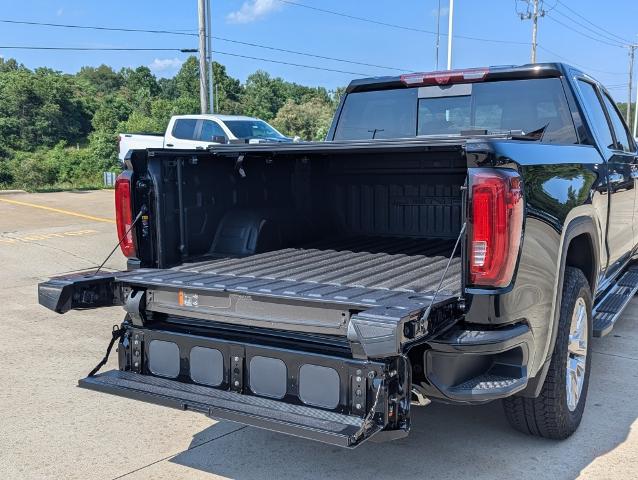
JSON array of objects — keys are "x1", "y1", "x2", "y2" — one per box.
[
  {"x1": 0, "y1": 18, "x2": 411, "y2": 72},
  {"x1": 0, "y1": 19, "x2": 197, "y2": 37},
  {"x1": 213, "y1": 36, "x2": 411, "y2": 72},
  {"x1": 213, "y1": 50, "x2": 372, "y2": 76},
  {"x1": 0, "y1": 45, "x2": 373, "y2": 76},
  {"x1": 549, "y1": 8, "x2": 630, "y2": 46},
  {"x1": 0, "y1": 46, "x2": 188, "y2": 51},
  {"x1": 278, "y1": 0, "x2": 530, "y2": 46},
  {"x1": 554, "y1": 0, "x2": 632, "y2": 45},
  {"x1": 536, "y1": 45, "x2": 626, "y2": 75},
  {"x1": 544, "y1": 15, "x2": 626, "y2": 48}
]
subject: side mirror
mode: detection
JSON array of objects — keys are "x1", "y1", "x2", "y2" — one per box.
[{"x1": 212, "y1": 135, "x2": 227, "y2": 144}]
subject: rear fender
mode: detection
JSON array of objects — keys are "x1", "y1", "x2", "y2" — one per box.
[{"x1": 518, "y1": 214, "x2": 600, "y2": 397}]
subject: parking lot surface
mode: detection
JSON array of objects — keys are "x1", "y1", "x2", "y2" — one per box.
[{"x1": 1, "y1": 190, "x2": 637, "y2": 480}]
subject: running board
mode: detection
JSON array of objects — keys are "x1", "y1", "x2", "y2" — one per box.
[
  {"x1": 593, "y1": 267, "x2": 638, "y2": 337},
  {"x1": 79, "y1": 370, "x2": 382, "y2": 448}
]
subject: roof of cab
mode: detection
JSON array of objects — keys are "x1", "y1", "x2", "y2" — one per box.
[
  {"x1": 346, "y1": 62, "x2": 582, "y2": 93},
  {"x1": 171, "y1": 114, "x2": 261, "y2": 122}
]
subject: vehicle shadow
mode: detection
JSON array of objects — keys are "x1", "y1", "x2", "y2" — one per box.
[{"x1": 169, "y1": 339, "x2": 637, "y2": 480}]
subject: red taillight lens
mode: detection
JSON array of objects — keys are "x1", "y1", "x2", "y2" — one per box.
[
  {"x1": 468, "y1": 169, "x2": 523, "y2": 287},
  {"x1": 400, "y1": 67, "x2": 489, "y2": 86},
  {"x1": 115, "y1": 172, "x2": 136, "y2": 258}
]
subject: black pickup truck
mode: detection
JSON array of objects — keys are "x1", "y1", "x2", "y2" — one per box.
[{"x1": 39, "y1": 63, "x2": 638, "y2": 447}]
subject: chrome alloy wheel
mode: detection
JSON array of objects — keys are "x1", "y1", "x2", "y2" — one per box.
[{"x1": 566, "y1": 296, "x2": 588, "y2": 411}]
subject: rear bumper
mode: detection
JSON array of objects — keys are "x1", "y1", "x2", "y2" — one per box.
[{"x1": 420, "y1": 323, "x2": 534, "y2": 403}]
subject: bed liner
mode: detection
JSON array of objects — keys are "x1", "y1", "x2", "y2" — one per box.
[{"x1": 177, "y1": 235, "x2": 462, "y2": 296}]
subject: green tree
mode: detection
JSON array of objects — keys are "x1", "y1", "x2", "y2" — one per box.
[
  {"x1": 91, "y1": 94, "x2": 133, "y2": 133},
  {"x1": 120, "y1": 66, "x2": 160, "y2": 97},
  {"x1": 272, "y1": 98, "x2": 334, "y2": 140},
  {"x1": 175, "y1": 56, "x2": 200, "y2": 101},
  {"x1": 0, "y1": 67, "x2": 91, "y2": 151},
  {"x1": 241, "y1": 70, "x2": 286, "y2": 121},
  {"x1": 76, "y1": 65, "x2": 122, "y2": 95},
  {"x1": 212, "y1": 62, "x2": 243, "y2": 114},
  {"x1": 0, "y1": 57, "x2": 24, "y2": 73}
]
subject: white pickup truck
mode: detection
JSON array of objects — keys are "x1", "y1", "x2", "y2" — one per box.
[{"x1": 118, "y1": 114, "x2": 291, "y2": 161}]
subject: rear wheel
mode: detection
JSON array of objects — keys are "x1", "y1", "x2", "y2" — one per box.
[{"x1": 503, "y1": 267, "x2": 592, "y2": 439}]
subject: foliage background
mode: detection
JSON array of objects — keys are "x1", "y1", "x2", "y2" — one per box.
[{"x1": 0, "y1": 56, "x2": 343, "y2": 191}]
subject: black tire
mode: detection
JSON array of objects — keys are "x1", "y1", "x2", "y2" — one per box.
[{"x1": 503, "y1": 267, "x2": 592, "y2": 439}]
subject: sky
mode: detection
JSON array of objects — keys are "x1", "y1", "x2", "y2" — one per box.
[{"x1": 0, "y1": 0, "x2": 636, "y2": 101}]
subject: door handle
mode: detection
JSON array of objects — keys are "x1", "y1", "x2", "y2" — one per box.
[{"x1": 166, "y1": 143, "x2": 174, "y2": 147}]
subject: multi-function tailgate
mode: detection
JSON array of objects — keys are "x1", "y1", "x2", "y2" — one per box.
[{"x1": 39, "y1": 268, "x2": 458, "y2": 359}]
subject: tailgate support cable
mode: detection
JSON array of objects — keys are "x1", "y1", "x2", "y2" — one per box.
[
  {"x1": 420, "y1": 222, "x2": 466, "y2": 327},
  {"x1": 88, "y1": 324, "x2": 125, "y2": 377},
  {"x1": 94, "y1": 205, "x2": 146, "y2": 275}
]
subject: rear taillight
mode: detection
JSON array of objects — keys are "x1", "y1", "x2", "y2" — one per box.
[
  {"x1": 400, "y1": 67, "x2": 489, "y2": 86},
  {"x1": 115, "y1": 172, "x2": 136, "y2": 258},
  {"x1": 468, "y1": 169, "x2": 523, "y2": 288}
]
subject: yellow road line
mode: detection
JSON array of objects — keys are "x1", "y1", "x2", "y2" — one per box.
[{"x1": 0, "y1": 198, "x2": 115, "y2": 224}]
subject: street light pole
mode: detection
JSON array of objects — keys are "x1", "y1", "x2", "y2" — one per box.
[
  {"x1": 435, "y1": 0, "x2": 441, "y2": 70},
  {"x1": 206, "y1": 0, "x2": 215, "y2": 114},
  {"x1": 446, "y1": 0, "x2": 454, "y2": 70},
  {"x1": 627, "y1": 45, "x2": 636, "y2": 124},
  {"x1": 197, "y1": 0, "x2": 208, "y2": 114}
]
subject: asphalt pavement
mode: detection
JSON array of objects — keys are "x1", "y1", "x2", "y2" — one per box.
[{"x1": 1, "y1": 190, "x2": 637, "y2": 480}]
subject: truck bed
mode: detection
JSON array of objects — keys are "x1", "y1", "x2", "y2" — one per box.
[
  {"x1": 114, "y1": 235, "x2": 461, "y2": 336},
  {"x1": 175, "y1": 236, "x2": 461, "y2": 296}
]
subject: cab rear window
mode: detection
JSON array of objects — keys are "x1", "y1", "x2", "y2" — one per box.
[{"x1": 334, "y1": 78, "x2": 578, "y2": 144}]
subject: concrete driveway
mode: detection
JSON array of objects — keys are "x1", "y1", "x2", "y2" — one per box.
[{"x1": 1, "y1": 190, "x2": 637, "y2": 480}]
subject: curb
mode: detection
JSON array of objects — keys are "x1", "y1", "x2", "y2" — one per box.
[{"x1": 0, "y1": 190, "x2": 27, "y2": 196}]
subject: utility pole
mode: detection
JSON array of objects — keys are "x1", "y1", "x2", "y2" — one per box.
[
  {"x1": 435, "y1": 0, "x2": 441, "y2": 70},
  {"x1": 197, "y1": 0, "x2": 208, "y2": 114},
  {"x1": 206, "y1": 0, "x2": 215, "y2": 114},
  {"x1": 446, "y1": 0, "x2": 454, "y2": 70},
  {"x1": 633, "y1": 71, "x2": 638, "y2": 138},
  {"x1": 519, "y1": 0, "x2": 545, "y2": 63},
  {"x1": 627, "y1": 44, "x2": 636, "y2": 124}
]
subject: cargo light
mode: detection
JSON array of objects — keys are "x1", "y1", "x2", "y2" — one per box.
[
  {"x1": 115, "y1": 172, "x2": 136, "y2": 258},
  {"x1": 400, "y1": 67, "x2": 489, "y2": 86},
  {"x1": 469, "y1": 169, "x2": 523, "y2": 288}
]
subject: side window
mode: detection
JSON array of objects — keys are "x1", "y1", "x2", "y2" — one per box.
[
  {"x1": 577, "y1": 80, "x2": 614, "y2": 149},
  {"x1": 602, "y1": 93, "x2": 633, "y2": 152},
  {"x1": 199, "y1": 120, "x2": 226, "y2": 141},
  {"x1": 172, "y1": 119, "x2": 198, "y2": 140}
]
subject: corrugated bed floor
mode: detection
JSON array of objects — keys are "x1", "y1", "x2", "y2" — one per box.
[{"x1": 176, "y1": 236, "x2": 461, "y2": 295}]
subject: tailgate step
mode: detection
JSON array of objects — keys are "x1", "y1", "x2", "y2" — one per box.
[
  {"x1": 593, "y1": 267, "x2": 638, "y2": 337},
  {"x1": 79, "y1": 370, "x2": 379, "y2": 448}
]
